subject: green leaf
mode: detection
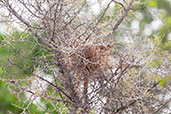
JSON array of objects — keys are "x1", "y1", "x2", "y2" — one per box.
[
  {"x1": 160, "y1": 41, "x2": 171, "y2": 51},
  {"x1": 0, "y1": 67, "x2": 3, "y2": 74},
  {"x1": 149, "y1": 0, "x2": 157, "y2": 7},
  {"x1": 0, "y1": 33, "x2": 4, "y2": 40},
  {"x1": 159, "y1": 25, "x2": 169, "y2": 43},
  {"x1": 159, "y1": 79, "x2": 166, "y2": 87},
  {"x1": 150, "y1": 58, "x2": 164, "y2": 68},
  {"x1": 166, "y1": 16, "x2": 171, "y2": 25},
  {"x1": 0, "y1": 33, "x2": 4, "y2": 44}
]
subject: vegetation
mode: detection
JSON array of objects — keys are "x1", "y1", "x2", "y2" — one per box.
[{"x1": 0, "y1": 0, "x2": 170, "y2": 113}]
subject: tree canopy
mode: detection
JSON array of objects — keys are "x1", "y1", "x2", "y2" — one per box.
[{"x1": 0, "y1": 0, "x2": 170, "y2": 113}]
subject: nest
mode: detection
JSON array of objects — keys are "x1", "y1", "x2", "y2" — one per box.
[{"x1": 68, "y1": 44, "x2": 112, "y2": 79}]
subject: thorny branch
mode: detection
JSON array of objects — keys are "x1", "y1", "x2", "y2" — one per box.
[{"x1": 0, "y1": 0, "x2": 170, "y2": 113}]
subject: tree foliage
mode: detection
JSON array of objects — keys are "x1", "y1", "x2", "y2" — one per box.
[{"x1": 0, "y1": 0, "x2": 170, "y2": 114}]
